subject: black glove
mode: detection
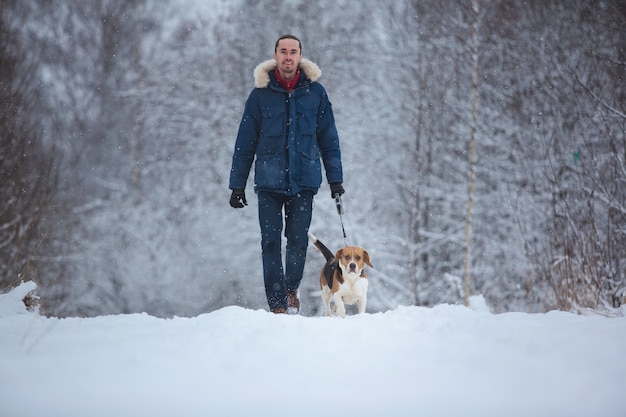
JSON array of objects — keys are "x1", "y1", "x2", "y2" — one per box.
[
  {"x1": 330, "y1": 182, "x2": 345, "y2": 199},
  {"x1": 229, "y1": 189, "x2": 247, "y2": 208}
]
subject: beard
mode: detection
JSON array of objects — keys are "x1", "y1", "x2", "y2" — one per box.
[{"x1": 279, "y1": 62, "x2": 298, "y2": 78}]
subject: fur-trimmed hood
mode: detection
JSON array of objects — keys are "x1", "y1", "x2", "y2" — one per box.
[{"x1": 253, "y1": 58, "x2": 322, "y2": 88}]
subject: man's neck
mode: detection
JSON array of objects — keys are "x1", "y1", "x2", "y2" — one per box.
[
  {"x1": 275, "y1": 67, "x2": 301, "y2": 91},
  {"x1": 279, "y1": 69, "x2": 296, "y2": 80}
]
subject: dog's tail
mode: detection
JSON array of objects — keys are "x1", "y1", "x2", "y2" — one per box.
[{"x1": 308, "y1": 232, "x2": 334, "y2": 263}]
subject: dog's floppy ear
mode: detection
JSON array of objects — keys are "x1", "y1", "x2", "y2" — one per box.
[
  {"x1": 334, "y1": 248, "x2": 344, "y2": 262},
  {"x1": 363, "y1": 250, "x2": 373, "y2": 268}
]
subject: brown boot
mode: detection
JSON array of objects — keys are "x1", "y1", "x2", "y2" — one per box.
[
  {"x1": 287, "y1": 290, "x2": 300, "y2": 315},
  {"x1": 271, "y1": 307, "x2": 287, "y2": 314}
]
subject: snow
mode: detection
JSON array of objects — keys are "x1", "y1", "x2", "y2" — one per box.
[{"x1": 1, "y1": 282, "x2": 625, "y2": 417}]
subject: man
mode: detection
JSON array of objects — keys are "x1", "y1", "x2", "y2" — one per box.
[{"x1": 229, "y1": 35, "x2": 344, "y2": 314}]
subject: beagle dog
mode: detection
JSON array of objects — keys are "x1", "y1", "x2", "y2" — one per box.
[{"x1": 308, "y1": 232, "x2": 373, "y2": 317}]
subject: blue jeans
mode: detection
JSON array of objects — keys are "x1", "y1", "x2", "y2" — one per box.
[{"x1": 257, "y1": 191, "x2": 314, "y2": 310}]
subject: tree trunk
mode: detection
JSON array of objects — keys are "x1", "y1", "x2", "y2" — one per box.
[{"x1": 464, "y1": 0, "x2": 480, "y2": 306}]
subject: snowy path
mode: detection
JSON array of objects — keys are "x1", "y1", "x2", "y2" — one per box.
[{"x1": 1, "y1": 282, "x2": 625, "y2": 417}]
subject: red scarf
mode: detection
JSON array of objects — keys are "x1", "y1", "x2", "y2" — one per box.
[{"x1": 274, "y1": 67, "x2": 300, "y2": 92}]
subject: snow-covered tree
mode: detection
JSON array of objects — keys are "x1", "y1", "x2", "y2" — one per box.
[{"x1": 0, "y1": 1, "x2": 56, "y2": 296}]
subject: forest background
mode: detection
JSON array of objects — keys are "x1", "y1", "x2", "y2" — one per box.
[{"x1": 2, "y1": 0, "x2": 625, "y2": 317}]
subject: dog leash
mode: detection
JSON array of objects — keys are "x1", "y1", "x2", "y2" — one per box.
[{"x1": 335, "y1": 193, "x2": 348, "y2": 247}]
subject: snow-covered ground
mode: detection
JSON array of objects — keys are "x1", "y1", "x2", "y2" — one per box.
[{"x1": 1, "y1": 281, "x2": 625, "y2": 417}]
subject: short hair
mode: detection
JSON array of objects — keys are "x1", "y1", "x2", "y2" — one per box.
[{"x1": 275, "y1": 34, "x2": 302, "y2": 54}]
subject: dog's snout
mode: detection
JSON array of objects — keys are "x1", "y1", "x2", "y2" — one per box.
[{"x1": 349, "y1": 262, "x2": 357, "y2": 270}]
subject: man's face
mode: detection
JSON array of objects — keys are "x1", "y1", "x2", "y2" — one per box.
[{"x1": 274, "y1": 38, "x2": 301, "y2": 79}]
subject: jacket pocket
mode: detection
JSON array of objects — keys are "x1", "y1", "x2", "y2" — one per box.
[
  {"x1": 296, "y1": 110, "x2": 315, "y2": 136},
  {"x1": 297, "y1": 149, "x2": 322, "y2": 189},
  {"x1": 258, "y1": 111, "x2": 285, "y2": 155},
  {"x1": 255, "y1": 154, "x2": 286, "y2": 190}
]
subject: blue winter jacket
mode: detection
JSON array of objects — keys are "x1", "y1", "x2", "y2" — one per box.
[{"x1": 229, "y1": 58, "x2": 343, "y2": 195}]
